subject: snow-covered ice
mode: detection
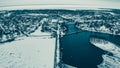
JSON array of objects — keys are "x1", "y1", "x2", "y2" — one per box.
[{"x1": 0, "y1": 26, "x2": 55, "y2": 68}]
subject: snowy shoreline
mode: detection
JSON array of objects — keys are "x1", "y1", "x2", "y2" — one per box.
[{"x1": 90, "y1": 38, "x2": 120, "y2": 68}]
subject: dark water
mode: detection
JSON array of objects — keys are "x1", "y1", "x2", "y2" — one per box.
[{"x1": 60, "y1": 24, "x2": 112, "y2": 68}]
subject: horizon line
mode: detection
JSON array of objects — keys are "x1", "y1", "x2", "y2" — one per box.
[{"x1": 0, "y1": 4, "x2": 120, "y2": 10}]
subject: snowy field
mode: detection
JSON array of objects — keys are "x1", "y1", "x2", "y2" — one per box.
[{"x1": 0, "y1": 26, "x2": 55, "y2": 68}]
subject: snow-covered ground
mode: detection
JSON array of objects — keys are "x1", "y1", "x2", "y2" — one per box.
[
  {"x1": 90, "y1": 38, "x2": 120, "y2": 68},
  {"x1": 0, "y1": 26, "x2": 55, "y2": 68}
]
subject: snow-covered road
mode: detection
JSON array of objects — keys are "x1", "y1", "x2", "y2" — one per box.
[{"x1": 0, "y1": 26, "x2": 55, "y2": 68}]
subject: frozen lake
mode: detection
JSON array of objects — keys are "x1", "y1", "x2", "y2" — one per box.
[{"x1": 0, "y1": 26, "x2": 55, "y2": 68}]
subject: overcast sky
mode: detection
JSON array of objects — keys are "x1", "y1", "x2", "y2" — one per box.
[{"x1": 0, "y1": 0, "x2": 120, "y2": 9}]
